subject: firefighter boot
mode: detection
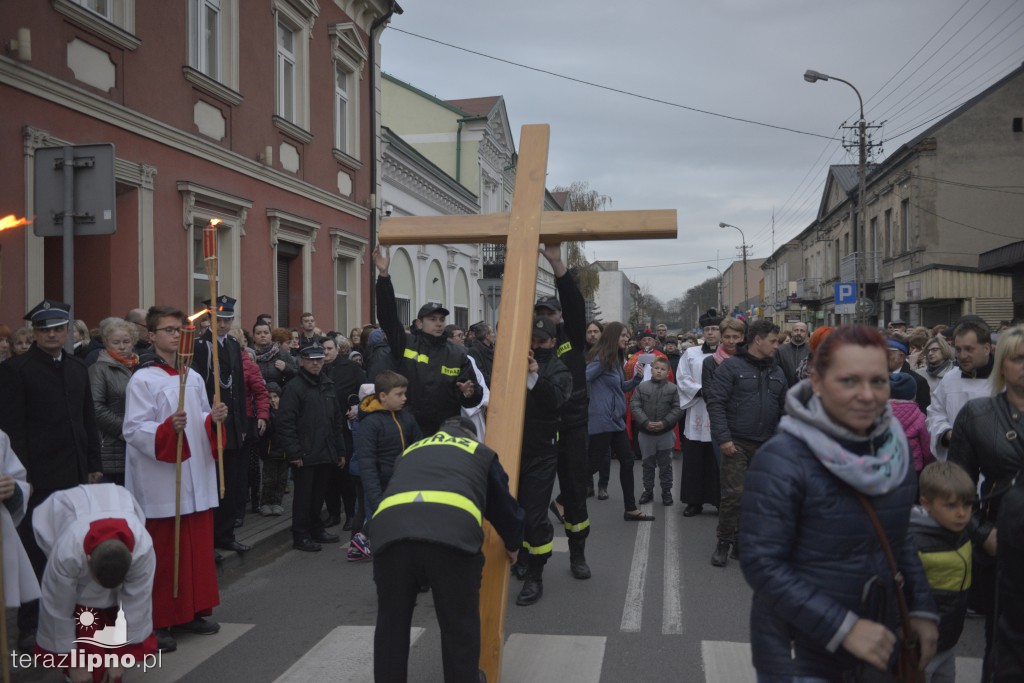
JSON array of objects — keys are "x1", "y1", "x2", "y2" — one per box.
[
  {"x1": 515, "y1": 557, "x2": 545, "y2": 606},
  {"x1": 568, "y1": 538, "x2": 591, "y2": 580},
  {"x1": 510, "y1": 549, "x2": 528, "y2": 581}
]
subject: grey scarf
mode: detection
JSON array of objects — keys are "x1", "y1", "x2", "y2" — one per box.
[{"x1": 779, "y1": 381, "x2": 909, "y2": 495}]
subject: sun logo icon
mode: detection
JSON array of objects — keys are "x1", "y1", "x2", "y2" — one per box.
[{"x1": 76, "y1": 606, "x2": 100, "y2": 634}]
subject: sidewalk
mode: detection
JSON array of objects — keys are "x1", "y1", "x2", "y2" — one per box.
[{"x1": 216, "y1": 491, "x2": 295, "y2": 578}]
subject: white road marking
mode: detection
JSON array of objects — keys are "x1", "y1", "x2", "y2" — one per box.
[
  {"x1": 619, "y1": 503, "x2": 653, "y2": 632},
  {"x1": 662, "y1": 500, "x2": 683, "y2": 634},
  {"x1": 273, "y1": 625, "x2": 424, "y2": 682},
  {"x1": 131, "y1": 623, "x2": 254, "y2": 683},
  {"x1": 552, "y1": 536, "x2": 568, "y2": 553},
  {"x1": 701, "y1": 640, "x2": 984, "y2": 683},
  {"x1": 501, "y1": 634, "x2": 606, "y2": 683}
]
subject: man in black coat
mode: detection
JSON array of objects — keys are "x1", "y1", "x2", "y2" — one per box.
[
  {"x1": 0, "y1": 299, "x2": 103, "y2": 650},
  {"x1": 192, "y1": 295, "x2": 250, "y2": 553},
  {"x1": 321, "y1": 336, "x2": 366, "y2": 529},
  {"x1": 276, "y1": 344, "x2": 346, "y2": 552}
]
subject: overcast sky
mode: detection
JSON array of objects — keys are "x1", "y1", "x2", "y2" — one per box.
[{"x1": 380, "y1": 0, "x2": 1024, "y2": 308}]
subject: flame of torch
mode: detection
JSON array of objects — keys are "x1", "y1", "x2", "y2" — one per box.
[{"x1": 0, "y1": 215, "x2": 32, "y2": 232}]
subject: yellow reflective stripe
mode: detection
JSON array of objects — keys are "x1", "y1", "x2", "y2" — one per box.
[
  {"x1": 522, "y1": 540, "x2": 554, "y2": 555},
  {"x1": 556, "y1": 341, "x2": 572, "y2": 358},
  {"x1": 374, "y1": 489, "x2": 482, "y2": 525},
  {"x1": 403, "y1": 431, "x2": 479, "y2": 456},
  {"x1": 403, "y1": 348, "x2": 429, "y2": 364},
  {"x1": 440, "y1": 365, "x2": 460, "y2": 376},
  {"x1": 918, "y1": 543, "x2": 972, "y2": 592},
  {"x1": 564, "y1": 518, "x2": 590, "y2": 533}
]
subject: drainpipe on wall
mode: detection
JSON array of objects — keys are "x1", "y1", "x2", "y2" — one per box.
[
  {"x1": 368, "y1": 1, "x2": 401, "y2": 319},
  {"x1": 455, "y1": 119, "x2": 464, "y2": 183}
]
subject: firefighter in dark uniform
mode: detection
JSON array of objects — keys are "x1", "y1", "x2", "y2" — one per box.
[
  {"x1": 371, "y1": 416, "x2": 524, "y2": 683},
  {"x1": 535, "y1": 244, "x2": 593, "y2": 580},
  {"x1": 372, "y1": 245, "x2": 482, "y2": 435},
  {"x1": 0, "y1": 299, "x2": 103, "y2": 651},
  {"x1": 192, "y1": 295, "x2": 250, "y2": 553},
  {"x1": 511, "y1": 316, "x2": 573, "y2": 606}
]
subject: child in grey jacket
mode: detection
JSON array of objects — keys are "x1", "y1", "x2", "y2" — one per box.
[{"x1": 630, "y1": 357, "x2": 684, "y2": 506}]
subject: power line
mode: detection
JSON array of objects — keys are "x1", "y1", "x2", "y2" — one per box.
[
  {"x1": 387, "y1": 27, "x2": 839, "y2": 141},
  {"x1": 617, "y1": 256, "x2": 735, "y2": 270}
]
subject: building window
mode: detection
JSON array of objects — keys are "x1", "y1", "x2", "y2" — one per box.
[
  {"x1": 870, "y1": 216, "x2": 878, "y2": 255},
  {"x1": 55, "y1": 0, "x2": 139, "y2": 50},
  {"x1": 884, "y1": 209, "x2": 893, "y2": 258},
  {"x1": 454, "y1": 306, "x2": 469, "y2": 330},
  {"x1": 268, "y1": 208, "x2": 320, "y2": 326},
  {"x1": 335, "y1": 258, "x2": 349, "y2": 334},
  {"x1": 331, "y1": 228, "x2": 366, "y2": 333},
  {"x1": 272, "y1": 0, "x2": 316, "y2": 134},
  {"x1": 396, "y1": 297, "x2": 411, "y2": 326},
  {"x1": 184, "y1": 0, "x2": 240, "y2": 104},
  {"x1": 330, "y1": 23, "x2": 366, "y2": 165},
  {"x1": 900, "y1": 199, "x2": 911, "y2": 253}
]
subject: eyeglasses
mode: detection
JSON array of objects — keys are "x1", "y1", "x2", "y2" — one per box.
[{"x1": 156, "y1": 327, "x2": 183, "y2": 335}]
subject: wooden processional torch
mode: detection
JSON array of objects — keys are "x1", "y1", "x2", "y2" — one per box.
[
  {"x1": 172, "y1": 315, "x2": 200, "y2": 598},
  {"x1": 203, "y1": 219, "x2": 226, "y2": 499},
  {"x1": 0, "y1": 214, "x2": 31, "y2": 683}
]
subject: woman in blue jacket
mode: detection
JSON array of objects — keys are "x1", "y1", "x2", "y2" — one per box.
[
  {"x1": 586, "y1": 322, "x2": 652, "y2": 521},
  {"x1": 740, "y1": 325, "x2": 939, "y2": 681}
]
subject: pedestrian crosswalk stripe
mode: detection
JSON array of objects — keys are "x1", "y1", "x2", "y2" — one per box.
[
  {"x1": 130, "y1": 623, "x2": 254, "y2": 683},
  {"x1": 273, "y1": 625, "x2": 424, "y2": 682},
  {"x1": 552, "y1": 536, "x2": 568, "y2": 553},
  {"x1": 501, "y1": 634, "x2": 606, "y2": 683},
  {"x1": 662, "y1": 500, "x2": 683, "y2": 634},
  {"x1": 619, "y1": 503, "x2": 653, "y2": 632},
  {"x1": 700, "y1": 640, "x2": 984, "y2": 683}
]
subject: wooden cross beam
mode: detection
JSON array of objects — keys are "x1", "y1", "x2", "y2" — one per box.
[{"x1": 378, "y1": 124, "x2": 677, "y2": 682}]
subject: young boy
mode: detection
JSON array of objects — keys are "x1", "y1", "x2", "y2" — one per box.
[
  {"x1": 356, "y1": 371, "x2": 422, "y2": 535},
  {"x1": 258, "y1": 382, "x2": 288, "y2": 516},
  {"x1": 910, "y1": 461, "x2": 993, "y2": 683},
  {"x1": 630, "y1": 357, "x2": 684, "y2": 506}
]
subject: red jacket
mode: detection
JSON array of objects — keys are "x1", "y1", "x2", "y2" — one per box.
[{"x1": 243, "y1": 353, "x2": 270, "y2": 421}]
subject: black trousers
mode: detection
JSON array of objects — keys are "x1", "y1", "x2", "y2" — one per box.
[
  {"x1": 519, "y1": 430, "x2": 558, "y2": 559},
  {"x1": 374, "y1": 541, "x2": 484, "y2": 683},
  {"x1": 214, "y1": 447, "x2": 248, "y2": 544},
  {"x1": 679, "y1": 437, "x2": 721, "y2": 507},
  {"x1": 554, "y1": 424, "x2": 590, "y2": 540},
  {"x1": 588, "y1": 431, "x2": 637, "y2": 511},
  {"x1": 291, "y1": 463, "x2": 331, "y2": 541},
  {"x1": 324, "y1": 430, "x2": 356, "y2": 519}
]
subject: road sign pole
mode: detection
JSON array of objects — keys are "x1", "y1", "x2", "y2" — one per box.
[{"x1": 62, "y1": 146, "x2": 75, "y2": 354}]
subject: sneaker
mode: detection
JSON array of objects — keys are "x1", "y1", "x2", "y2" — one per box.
[
  {"x1": 711, "y1": 539, "x2": 731, "y2": 568},
  {"x1": 662, "y1": 491, "x2": 674, "y2": 506},
  {"x1": 350, "y1": 532, "x2": 371, "y2": 558},
  {"x1": 347, "y1": 546, "x2": 367, "y2": 562},
  {"x1": 271, "y1": 505, "x2": 284, "y2": 516},
  {"x1": 596, "y1": 487, "x2": 609, "y2": 500},
  {"x1": 259, "y1": 505, "x2": 272, "y2": 516},
  {"x1": 638, "y1": 489, "x2": 654, "y2": 505}
]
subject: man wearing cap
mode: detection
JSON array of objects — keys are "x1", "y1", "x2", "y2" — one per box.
[
  {"x1": 535, "y1": 244, "x2": 595, "y2": 581},
  {"x1": 372, "y1": 245, "x2": 482, "y2": 436},
  {"x1": 886, "y1": 336, "x2": 931, "y2": 413},
  {"x1": 676, "y1": 309, "x2": 722, "y2": 517},
  {"x1": 191, "y1": 295, "x2": 250, "y2": 553},
  {"x1": 123, "y1": 305, "x2": 228, "y2": 653},
  {"x1": 277, "y1": 343, "x2": 346, "y2": 552},
  {"x1": 510, "y1": 316, "x2": 572, "y2": 606},
  {"x1": 32, "y1": 484, "x2": 157, "y2": 680},
  {"x1": 888, "y1": 319, "x2": 909, "y2": 335},
  {"x1": 371, "y1": 417, "x2": 524, "y2": 683},
  {"x1": 0, "y1": 299, "x2": 103, "y2": 651}
]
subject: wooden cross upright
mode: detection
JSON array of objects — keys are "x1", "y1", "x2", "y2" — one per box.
[{"x1": 378, "y1": 124, "x2": 677, "y2": 682}]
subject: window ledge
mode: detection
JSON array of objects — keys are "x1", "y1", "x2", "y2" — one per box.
[
  {"x1": 332, "y1": 149, "x2": 362, "y2": 172},
  {"x1": 272, "y1": 115, "x2": 313, "y2": 145},
  {"x1": 182, "y1": 67, "x2": 243, "y2": 106},
  {"x1": 53, "y1": 0, "x2": 141, "y2": 51}
]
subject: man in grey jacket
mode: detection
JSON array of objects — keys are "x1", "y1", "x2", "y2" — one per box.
[
  {"x1": 775, "y1": 322, "x2": 809, "y2": 388},
  {"x1": 705, "y1": 319, "x2": 787, "y2": 567}
]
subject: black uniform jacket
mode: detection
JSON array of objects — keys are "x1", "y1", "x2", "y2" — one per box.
[{"x1": 192, "y1": 329, "x2": 247, "y2": 449}]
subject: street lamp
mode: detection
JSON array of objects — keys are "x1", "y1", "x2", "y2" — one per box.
[
  {"x1": 477, "y1": 277, "x2": 502, "y2": 328},
  {"x1": 706, "y1": 265, "x2": 723, "y2": 313},
  {"x1": 718, "y1": 222, "x2": 749, "y2": 314},
  {"x1": 804, "y1": 68, "x2": 868, "y2": 324}
]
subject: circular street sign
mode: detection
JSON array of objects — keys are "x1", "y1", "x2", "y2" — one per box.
[{"x1": 856, "y1": 297, "x2": 876, "y2": 315}]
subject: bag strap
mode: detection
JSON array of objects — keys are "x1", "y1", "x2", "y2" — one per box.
[{"x1": 854, "y1": 492, "x2": 915, "y2": 643}]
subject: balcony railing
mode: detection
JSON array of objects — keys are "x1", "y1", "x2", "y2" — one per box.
[
  {"x1": 482, "y1": 243, "x2": 506, "y2": 266},
  {"x1": 795, "y1": 278, "x2": 821, "y2": 301},
  {"x1": 839, "y1": 251, "x2": 881, "y2": 284}
]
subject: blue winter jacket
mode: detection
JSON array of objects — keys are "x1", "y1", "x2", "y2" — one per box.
[
  {"x1": 740, "y1": 383, "x2": 937, "y2": 678},
  {"x1": 585, "y1": 358, "x2": 642, "y2": 435}
]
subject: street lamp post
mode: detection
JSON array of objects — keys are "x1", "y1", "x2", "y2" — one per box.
[
  {"x1": 706, "y1": 265, "x2": 723, "y2": 313},
  {"x1": 718, "y1": 222, "x2": 749, "y2": 315},
  {"x1": 804, "y1": 69, "x2": 867, "y2": 325}
]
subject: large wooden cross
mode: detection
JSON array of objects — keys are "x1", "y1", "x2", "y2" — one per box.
[{"x1": 378, "y1": 124, "x2": 677, "y2": 682}]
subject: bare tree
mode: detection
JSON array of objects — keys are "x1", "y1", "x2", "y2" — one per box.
[{"x1": 552, "y1": 181, "x2": 611, "y2": 304}]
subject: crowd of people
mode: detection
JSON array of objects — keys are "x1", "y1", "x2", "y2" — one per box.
[{"x1": 0, "y1": 259, "x2": 1022, "y2": 681}]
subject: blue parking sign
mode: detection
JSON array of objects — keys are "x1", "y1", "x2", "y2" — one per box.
[{"x1": 834, "y1": 282, "x2": 856, "y2": 304}]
